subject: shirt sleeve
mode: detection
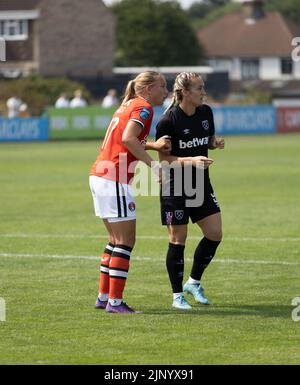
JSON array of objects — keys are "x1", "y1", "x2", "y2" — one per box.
[
  {"x1": 155, "y1": 116, "x2": 173, "y2": 141},
  {"x1": 129, "y1": 105, "x2": 153, "y2": 128}
]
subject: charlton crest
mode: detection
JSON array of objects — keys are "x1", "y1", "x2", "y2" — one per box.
[
  {"x1": 128, "y1": 202, "x2": 136, "y2": 212},
  {"x1": 202, "y1": 120, "x2": 209, "y2": 130}
]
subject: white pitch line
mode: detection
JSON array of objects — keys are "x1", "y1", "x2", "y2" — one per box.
[
  {"x1": 0, "y1": 252, "x2": 299, "y2": 266},
  {"x1": 0, "y1": 252, "x2": 98, "y2": 261},
  {"x1": 0, "y1": 233, "x2": 300, "y2": 242}
]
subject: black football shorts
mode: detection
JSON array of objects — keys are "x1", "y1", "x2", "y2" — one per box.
[{"x1": 160, "y1": 183, "x2": 221, "y2": 225}]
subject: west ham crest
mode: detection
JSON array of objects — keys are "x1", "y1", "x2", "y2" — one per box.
[
  {"x1": 202, "y1": 120, "x2": 209, "y2": 130},
  {"x1": 175, "y1": 210, "x2": 184, "y2": 220}
]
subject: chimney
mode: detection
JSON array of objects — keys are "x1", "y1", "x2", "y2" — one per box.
[{"x1": 242, "y1": 0, "x2": 265, "y2": 24}]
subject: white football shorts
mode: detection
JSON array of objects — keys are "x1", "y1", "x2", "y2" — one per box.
[{"x1": 89, "y1": 175, "x2": 136, "y2": 222}]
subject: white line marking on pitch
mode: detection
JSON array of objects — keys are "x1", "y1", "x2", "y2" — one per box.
[
  {"x1": 0, "y1": 253, "x2": 299, "y2": 266},
  {"x1": 0, "y1": 233, "x2": 300, "y2": 242}
]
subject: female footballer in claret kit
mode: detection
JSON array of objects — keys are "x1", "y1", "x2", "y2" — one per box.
[
  {"x1": 90, "y1": 71, "x2": 171, "y2": 313},
  {"x1": 156, "y1": 72, "x2": 225, "y2": 309}
]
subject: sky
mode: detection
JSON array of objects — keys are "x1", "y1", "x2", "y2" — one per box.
[{"x1": 102, "y1": 0, "x2": 200, "y2": 10}]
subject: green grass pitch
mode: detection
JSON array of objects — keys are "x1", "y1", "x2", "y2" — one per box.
[{"x1": 0, "y1": 134, "x2": 300, "y2": 365}]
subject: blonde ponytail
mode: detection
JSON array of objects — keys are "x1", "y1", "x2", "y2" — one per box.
[
  {"x1": 166, "y1": 72, "x2": 202, "y2": 111},
  {"x1": 164, "y1": 95, "x2": 177, "y2": 113},
  {"x1": 122, "y1": 80, "x2": 136, "y2": 105},
  {"x1": 122, "y1": 71, "x2": 162, "y2": 105}
]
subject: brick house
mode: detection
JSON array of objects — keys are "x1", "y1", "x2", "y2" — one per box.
[
  {"x1": 197, "y1": 0, "x2": 300, "y2": 101},
  {"x1": 0, "y1": 0, "x2": 115, "y2": 78}
]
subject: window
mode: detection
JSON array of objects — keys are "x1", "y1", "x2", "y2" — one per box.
[
  {"x1": 241, "y1": 59, "x2": 259, "y2": 80},
  {"x1": 0, "y1": 20, "x2": 28, "y2": 40},
  {"x1": 281, "y1": 58, "x2": 293, "y2": 75}
]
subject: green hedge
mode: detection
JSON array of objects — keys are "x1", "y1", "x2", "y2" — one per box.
[{"x1": 0, "y1": 76, "x2": 91, "y2": 116}]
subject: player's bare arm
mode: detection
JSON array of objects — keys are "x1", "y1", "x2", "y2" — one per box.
[
  {"x1": 122, "y1": 120, "x2": 155, "y2": 167},
  {"x1": 159, "y1": 152, "x2": 214, "y2": 169},
  {"x1": 145, "y1": 135, "x2": 172, "y2": 154},
  {"x1": 208, "y1": 135, "x2": 225, "y2": 150}
]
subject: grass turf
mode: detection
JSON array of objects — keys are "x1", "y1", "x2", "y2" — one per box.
[{"x1": 0, "y1": 134, "x2": 300, "y2": 364}]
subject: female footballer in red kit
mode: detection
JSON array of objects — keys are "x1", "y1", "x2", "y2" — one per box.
[{"x1": 90, "y1": 71, "x2": 171, "y2": 313}]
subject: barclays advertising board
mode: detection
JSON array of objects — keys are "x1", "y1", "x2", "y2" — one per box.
[
  {"x1": 212, "y1": 105, "x2": 276, "y2": 135},
  {"x1": 0, "y1": 118, "x2": 49, "y2": 142},
  {"x1": 150, "y1": 105, "x2": 277, "y2": 136}
]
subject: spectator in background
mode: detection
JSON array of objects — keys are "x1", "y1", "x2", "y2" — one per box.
[
  {"x1": 18, "y1": 103, "x2": 30, "y2": 118},
  {"x1": 101, "y1": 89, "x2": 119, "y2": 108},
  {"x1": 55, "y1": 93, "x2": 70, "y2": 108},
  {"x1": 6, "y1": 96, "x2": 22, "y2": 118},
  {"x1": 70, "y1": 89, "x2": 87, "y2": 108}
]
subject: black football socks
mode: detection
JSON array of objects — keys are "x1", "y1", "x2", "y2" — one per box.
[
  {"x1": 166, "y1": 243, "x2": 185, "y2": 293},
  {"x1": 190, "y1": 237, "x2": 221, "y2": 281}
]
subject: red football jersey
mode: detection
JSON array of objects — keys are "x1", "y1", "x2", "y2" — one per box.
[{"x1": 90, "y1": 96, "x2": 153, "y2": 184}]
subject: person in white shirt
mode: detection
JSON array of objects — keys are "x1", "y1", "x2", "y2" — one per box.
[
  {"x1": 70, "y1": 89, "x2": 87, "y2": 108},
  {"x1": 18, "y1": 103, "x2": 30, "y2": 118},
  {"x1": 6, "y1": 96, "x2": 22, "y2": 118},
  {"x1": 101, "y1": 89, "x2": 119, "y2": 108},
  {"x1": 55, "y1": 93, "x2": 70, "y2": 108}
]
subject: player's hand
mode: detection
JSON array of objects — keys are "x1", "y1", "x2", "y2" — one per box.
[
  {"x1": 192, "y1": 156, "x2": 214, "y2": 169},
  {"x1": 215, "y1": 137, "x2": 225, "y2": 149},
  {"x1": 154, "y1": 136, "x2": 172, "y2": 154}
]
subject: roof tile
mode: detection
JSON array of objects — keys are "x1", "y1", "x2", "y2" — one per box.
[
  {"x1": 197, "y1": 11, "x2": 300, "y2": 57},
  {"x1": 0, "y1": 0, "x2": 40, "y2": 11}
]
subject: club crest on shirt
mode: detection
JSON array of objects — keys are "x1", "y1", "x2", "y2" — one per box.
[
  {"x1": 140, "y1": 108, "x2": 151, "y2": 120},
  {"x1": 202, "y1": 120, "x2": 209, "y2": 130},
  {"x1": 128, "y1": 202, "x2": 136, "y2": 212},
  {"x1": 175, "y1": 210, "x2": 184, "y2": 220}
]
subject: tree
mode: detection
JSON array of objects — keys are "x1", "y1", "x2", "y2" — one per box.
[
  {"x1": 113, "y1": 0, "x2": 204, "y2": 66},
  {"x1": 266, "y1": 0, "x2": 300, "y2": 24},
  {"x1": 187, "y1": 2, "x2": 212, "y2": 21},
  {"x1": 0, "y1": 76, "x2": 91, "y2": 115},
  {"x1": 188, "y1": 1, "x2": 241, "y2": 29}
]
